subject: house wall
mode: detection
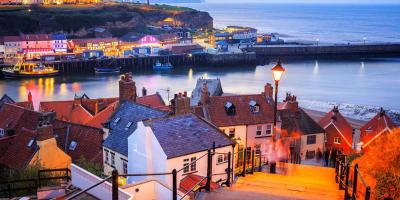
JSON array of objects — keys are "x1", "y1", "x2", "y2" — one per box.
[
  {"x1": 30, "y1": 138, "x2": 71, "y2": 169},
  {"x1": 122, "y1": 180, "x2": 184, "y2": 200},
  {"x1": 166, "y1": 145, "x2": 234, "y2": 188},
  {"x1": 219, "y1": 125, "x2": 246, "y2": 147},
  {"x1": 53, "y1": 39, "x2": 68, "y2": 53},
  {"x1": 4, "y1": 41, "x2": 22, "y2": 59},
  {"x1": 246, "y1": 123, "x2": 274, "y2": 155},
  {"x1": 325, "y1": 124, "x2": 353, "y2": 154},
  {"x1": 103, "y1": 147, "x2": 128, "y2": 176},
  {"x1": 300, "y1": 133, "x2": 325, "y2": 160}
]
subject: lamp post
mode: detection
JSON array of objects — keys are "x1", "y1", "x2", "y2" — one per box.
[
  {"x1": 270, "y1": 59, "x2": 285, "y2": 173},
  {"x1": 316, "y1": 38, "x2": 319, "y2": 46}
]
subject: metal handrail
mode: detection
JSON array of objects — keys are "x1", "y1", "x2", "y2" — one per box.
[
  {"x1": 356, "y1": 169, "x2": 368, "y2": 188},
  {"x1": 121, "y1": 172, "x2": 172, "y2": 177},
  {"x1": 179, "y1": 176, "x2": 208, "y2": 200},
  {"x1": 176, "y1": 152, "x2": 208, "y2": 173},
  {"x1": 67, "y1": 175, "x2": 112, "y2": 200}
]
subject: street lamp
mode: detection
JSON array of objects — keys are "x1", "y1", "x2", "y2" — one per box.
[
  {"x1": 270, "y1": 59, "x2": 285, "y2": 174},
  {"x1": 316, "y1": 38, "x2": 319, "y2": 46}
]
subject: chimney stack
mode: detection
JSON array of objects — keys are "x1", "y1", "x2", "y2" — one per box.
[
  {"x1": 37, "y1": 116, "x2": 54, "y2": 142},
  {"x1": 283, "y1": 92, "x2": 298, "y2": 112},
  {"x1": 73, "y1": 94, "x2": 81, "y2": 107},
  {"x1": 200, "y1": 83, "x2": 210, "y2": 106},
  {"x1": 28, "y1": 91, "x2": 33, "y2": 103},
  {"x1": 142, "y1": 87, "x2": 147, "y2": 97},
  {"x1": 264, "y1": 83, "x2": 273, "y2": 98},
  {"x1": 119, "y1": 73, "x2": 137, "y2": 103},
  {"x1": 171, "y1": 91, "x2": 191, "y2": 115}
]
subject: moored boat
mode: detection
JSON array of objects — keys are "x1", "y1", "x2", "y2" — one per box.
[
  {"x1": 1, "y1": 62, "x2": 59, "y2": 78},
  {"x1": 94, "y1": 66, "x2": 121, "y2": 74},
  {"x1": 153, "y1": 61, "x2": 173, "y2": 70}
]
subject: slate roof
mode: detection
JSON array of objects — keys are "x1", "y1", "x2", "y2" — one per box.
[
  {"x1": 279, "y1": 108, "x2": 325, "y2": 137},
  {"x1": 190, "y1": 78, "x2": 223, "y2": 106},
  {"x1": 194, "y1": 94, "x2": 274, "y2": 127},
  {"x1": 145, "y1": 113, "x2": 234, "y2": 159},
  {"x1": 103, "y1": 101, "x2": 168, "y2": 156},
  {"x1": 0, "y1": 94, "x2": 15, "y2": 109}
]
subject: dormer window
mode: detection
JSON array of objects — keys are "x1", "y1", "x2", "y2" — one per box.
[
  {"x1": 225, "y1": 101, "x2": 236, "y2": 116},
  {"x1": 27, "y1": 138, "x2": 35, "y2": 148},
  {"x1": 69, "y1": 141, "x2": 77, "y2": 151},
  {"x1": 114, "y1": 117, "x2": 121, "y2": 124},
  {"x1": 249, "y1": 100, "x2": 260, "y2": 113},
  {"x1": 125, "y1": 122, "x2": 133, "y2": 130}
]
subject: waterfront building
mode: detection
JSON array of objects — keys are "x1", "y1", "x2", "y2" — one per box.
[
  {"x1": 21, "y1": 34, "x2": 53, "y2": 60},
  {"x1": 4, "y1": 36, "x2": 22, "y2": 60},
  {"x1": 51, "y1": 34, "x2": 68, "y2": 53},
  {"x1": 168, "y1": 43, "x2": 204, "y2": 54},
  {"x1": 278, "y1": 93, "x2": 326, "y2": 161},
  {"x1": 210, "y1": 26, "x2": 257, "y2": 46},
  {"x1": 127, "y1": 112, "x2": 234, "y2": 188},
  {"x1": 193, "y1": 83, "x2": 276, "y2": 158},
  {"x1": 257, "y1": 33, "x2": 283, "y2": 45},
  {"x1": 68, "y1": 38, "x2": 120, "y2": 57},
  {"x1": 318, "y1": 106, "x2": 354, "y2": 155},
  {"x1": 0, "y1": 38, "x2": 4, "y2": 59},
  {"x1": 359, "y1": 108, "x2": 397, "y2": 151}
]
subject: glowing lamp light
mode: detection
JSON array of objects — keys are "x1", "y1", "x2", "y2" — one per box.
[
  {"x1": 271, "y1": 60, "x2": 285, "y2": 82},
  {"x1": 236, "y1": 137, "x2": 241, "y2": 144},
  {"x1": 118, "y1": 176, "x2": 127, "y2": 186}
]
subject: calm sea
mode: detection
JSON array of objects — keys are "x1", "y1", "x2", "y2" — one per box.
[
  {"x1": 0, "y1": 3, "x2": 400, "y2": 121},
  {"x1": 177, "y1": 3, "x2": 400, "y2": 44}
]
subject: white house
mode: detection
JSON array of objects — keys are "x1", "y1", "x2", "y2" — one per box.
[
  {"x1": 52, "y1": 34, "x2": 68, "y2": 53},
  {"x1": 127, "y1": 113, "x2": 235, "y2": 189},
  {"x1": 4, "y1": 36, "x2": 22, "y2": 60}
]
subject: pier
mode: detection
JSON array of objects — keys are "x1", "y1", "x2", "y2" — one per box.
[{"x1": 246, "y1": 43, "x2": 400, "y2": 58}]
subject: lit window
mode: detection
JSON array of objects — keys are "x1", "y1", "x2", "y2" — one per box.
[
  {"x1": 27, "y1": 138, "x2": 35, "y2": 147},
  {"x1": 256, "y1": 126, "x2": 262, "y2": 136},
  {"x1": 69, "y1": 141, "x2": 77, "y2": 151},
  {"x1": 334, "y1": 137, "x2": 341, "y2": 144},
  {"x1": 307, "y1": 135, "x2": 317, "y2": 145},
  {"x1": 265, "y1": 125, "x2": 272, "y2": 135}
]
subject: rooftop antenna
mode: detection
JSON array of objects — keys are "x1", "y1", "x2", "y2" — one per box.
[{"x1": 160, "y1": 87, "x2": 171, "y2": 102}]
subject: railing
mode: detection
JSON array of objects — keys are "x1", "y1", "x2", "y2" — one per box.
[
  {"x1": 70, "y1": 143, "x2": 233, "y2": 200},
  {"x1": 335, "y1": 155, "x2": 372, "y2": 200},
  {"x1": 0, "y1": 168, "x2": 71, "y2": 198},
  {"x1": 234, "y1": 148, "x2": 268, "y2": 177}
]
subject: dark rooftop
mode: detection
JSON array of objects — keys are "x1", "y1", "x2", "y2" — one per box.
[
  {"x1": 145, "y1": 113, "x2": 234, "y2": 159},
  {"x1": 103, "y1": 101, "x2": 168, "y2": 156}
]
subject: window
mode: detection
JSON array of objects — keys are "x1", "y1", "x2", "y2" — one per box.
[
  {"x1": 255, "y1": 144, "x2": 261, "y2": 155},
  {"x1": 125, "y1": 122, "x2": 133, "y2": 130},
  {"x1": 190, "y1": 157, "x2": 197, "y2": 172},
  {"x1": 69, "y1": 141, "x2": 77, "y2": 150},
  {"x1": 0, "y1": 128, "x2": 4, "y2": 137},
  {"x1": 307, "y1": 135, "x2": 316, "y2": 145},
  {"x1": 105, "y1": 150, "x2": 109, "y2": 164},
  {"x1": 256, "y1": 126, "x2": 262, "y2": 136},
  {"x1": 249, "y1": 100, "x2": 260, "y2": 113},
  {"x1": 224, "y1": 102, "x2": 236, "y2": 116},
  {"x1": 265, "y1": 125, "x2": 272, "y2": 135},
  {"x1": 229, "y1": 128, "x2": 235, "y2": 138},
  {"x1": 111, "y1": 152, "x2": 115, "y2": 167},
  {"x1": 122, "y1": 159, "x2": 128, "y2": 174},
  {"x1": 183, "y1": 158, "x2": 190, "y2": 173},
  {"x1": 27, "y1": 138, "x2": 35, "y2": 147},
  {"x1": 217, "y1": 155, "x2": 224, "y2": 164},
  {"x1": 334, "y1": 137, "x2": 341, "y2": 144},
  {"x1": 306, "y1": 151, "x2": 316, "y2": 159},
  {"x1": 114, "y1": 117, "x2": 121, "y2": 124}
]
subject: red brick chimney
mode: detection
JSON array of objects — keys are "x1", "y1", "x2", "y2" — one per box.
[
  {"x1": 119, "y1": 73, "x2": 137, "y2": 103},
  {"x1": 284, "y1": 92, "x2": 298, "y2": 112},
  {"x1": 28, "y1": 91, "x2": 33, "y2": 103},
  {"x1": 37, "y1": 117, "x2": 54, "y2": 142},
  {"x1": 171, "y1": 91, "x2": 191, "y2": 115},
  {"x1": 73, "y1": 94, "x2": 81, "y2": 107},
  {"x1": 264, "y1": 83, "x2": 273, "y2": 98},
  {"x1": 200, "y1": 83, "x2": 210, "y2": 106}
]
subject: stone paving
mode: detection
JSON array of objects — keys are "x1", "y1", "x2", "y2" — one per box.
[{"x1": 199, "y1": 163, "x2": 344, "y2": 200}]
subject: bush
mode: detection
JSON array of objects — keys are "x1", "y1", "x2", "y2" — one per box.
[{"x1": 75, "y1": 156, "x2": 105, "y2": 178}]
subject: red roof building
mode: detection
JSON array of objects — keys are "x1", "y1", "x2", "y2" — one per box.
[
  {"x1": 179, "y1": 174, "x2": 220, "y2": 199},
  {"x1": 360, "y1": 108, "x2": 397, "y2": 151},
  {"x1": 318, "y1": 106, "x2": 354, "y2": 154}
]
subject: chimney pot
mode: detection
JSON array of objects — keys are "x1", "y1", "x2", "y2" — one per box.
[{"x1": 183, "y1": 91, "x2": 187, "y2": 97}]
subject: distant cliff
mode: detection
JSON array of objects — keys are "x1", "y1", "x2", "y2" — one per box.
[{"x1": 0, "y1": 4, "x2": 213, "y2": 37}]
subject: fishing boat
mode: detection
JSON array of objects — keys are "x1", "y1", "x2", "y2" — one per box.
[
  {"x1": 94, "y1": 66, "x2": 121, "y2": 74},
  {"x1": 1, "y1": 62, "x2": 59, "y2": 78},
  {"x1": 153, "y1": 61, "x2": 173, "y2": 70}
]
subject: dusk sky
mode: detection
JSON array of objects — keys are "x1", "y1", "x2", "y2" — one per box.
[{"x1": 206, "y1": 0, "x2": 400, "y2": 4}]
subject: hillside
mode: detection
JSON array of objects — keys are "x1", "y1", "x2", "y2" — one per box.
[{"x1": 0, "y1": 4, "x2": 213, "y2": 37}]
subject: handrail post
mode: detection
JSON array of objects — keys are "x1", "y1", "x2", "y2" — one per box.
[
  {"x1": 344, "y1": 163, "x2": 350, "y2": 199},
  {"x1": 250, "y1": 150, "x2": 255, "y2": 174},
  {"x1": 226, "y1": 152, "x2": 232, "y2": 187},
  {"x1": 339, "y1": 161, "x2": 343, "y2": 190},
  {"x1": 352, "y1": 164, "x2": 358, "y2": 200},
  {"x1": 172, "y1": 169, "x2": 177, "y2": 200},
  {"x1": 112, "y1": 169, "x2": 119, "y2": 200},
  {"x1": 242, "y1": 148, "x2": 247, "y2": 177},
  {"x1": 365, "y1": 186, "x2": 371, "y2": 200},
  {"x1": 258, "y1": 153, "x2": 262, "y2": 172},
  {"x1": 335, "y1": 158, "x2": 339, "y2": 183},
  {"x1": 38, "y1": 170, "x2": 41, "y2": 188},
  {"x1": 206, "y1": 149, "x2": 212, "y2": 191}
]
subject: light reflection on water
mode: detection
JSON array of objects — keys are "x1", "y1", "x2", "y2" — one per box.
[{"x1": 1, "y1": 58, "x2": 400, "y2": 110}]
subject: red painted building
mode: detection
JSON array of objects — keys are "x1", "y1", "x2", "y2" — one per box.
[
  {"x1": 360, "y1": 108, "x2": 397, "y2": 151},
  {"x1": 319, "y1": 106, "x2": 354, "y2": 154}
]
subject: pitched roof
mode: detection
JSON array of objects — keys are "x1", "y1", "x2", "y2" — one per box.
[
  {"x1": 52, "y1": 120, "x2": 104, "y2": 165},
  {"x1": 360, "y1": 110, "x2": 397, "y2": 147},
  {"x1": 190, "y1": 78, "x2": 223, "y2": 106},
  {"x1": 195, "y1": 94, "x2": 274, "y2": 127},
  {"x1": 318, "y1": 108, "x2": 353, "y2": 144},
  {"x1": 103, "y1": 101, "x2": 168, "y2": 156},
  {"x1": 0, "y1": 94, "x2": 15, "y2": 109},
  {"x1": 145, "y1": 113, "x2": 234, "y2": 159},
  {"x1": 21, "y1": 34, "x2": 51, "y2": 41},
  {"x1": 0, "y1": 103, "x2": 42, "y2": 134},
  {"x1": 0, "y1": 128, "x2": 38, "y2": 169},
  {"x1": 280, "y1": 108, "x2": 325, "y2": 137},
  {"x1": 137, "y1": 93, "x2": 170, "y2": 112},
  {"x1": 179, "y1": 174, "x2": 220, "y2": 194}
]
